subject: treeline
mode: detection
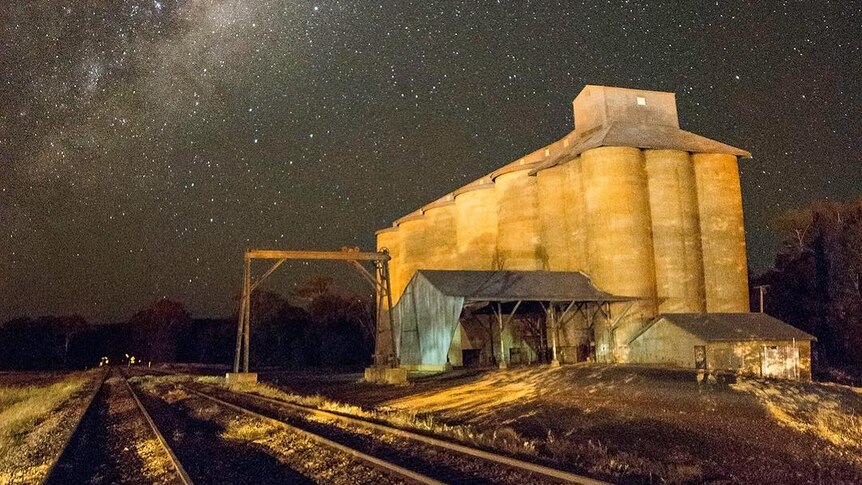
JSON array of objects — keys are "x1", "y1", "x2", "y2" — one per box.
[
  {"x1": 0, "y1": 278, "x2": 375, "y2": 370},
  {"x1": 753, "y1": 197, "x2": 862, "y2": 379}
]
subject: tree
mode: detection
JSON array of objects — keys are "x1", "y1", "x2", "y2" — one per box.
[
  {"x1": 756, "y1": 198, "x2": 862, "y2": 371},
  {"x1": 129, "y1": 299, "x2": 191, "y2": 363}
]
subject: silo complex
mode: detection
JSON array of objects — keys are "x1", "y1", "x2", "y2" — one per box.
[{"x1": 376, "y1": 85, "x2": 751, "y2": 363}]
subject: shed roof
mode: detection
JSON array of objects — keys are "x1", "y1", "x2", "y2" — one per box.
[
  {"x1": 415, "y1": 270, "x2": 635, "y2": 303},
  {"x1": 630, "y1": 313, "x2": 816, "y2": 344}
]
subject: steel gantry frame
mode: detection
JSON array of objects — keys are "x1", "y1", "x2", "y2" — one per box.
[{"x1": 233, "y1": 247, "x2": 397, "y2": 373}]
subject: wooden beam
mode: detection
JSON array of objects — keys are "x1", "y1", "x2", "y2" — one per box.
[{"x1": 246, "y1": 249, "x2": 389, "y2": 261}]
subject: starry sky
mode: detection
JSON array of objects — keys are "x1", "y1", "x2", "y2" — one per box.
[{"x1": 1, "y1": 1, "x2": 860, "y2": 322}]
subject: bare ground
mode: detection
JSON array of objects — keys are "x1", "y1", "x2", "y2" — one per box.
[{"x1": 260, "y1": 364, "x2": 862, "y2": 484}]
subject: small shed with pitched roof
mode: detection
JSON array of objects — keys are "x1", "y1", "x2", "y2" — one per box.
[{"x1": 627, "y1": 313, "x2": 815, "y2": 380}]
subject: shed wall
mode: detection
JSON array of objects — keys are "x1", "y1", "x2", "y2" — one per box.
[
  {"x1": 706, "y1": 339, "x2": 812, "y2": 381},
  {"x1": 627, "y1": 320, "x2": 703, "y2": 368}
]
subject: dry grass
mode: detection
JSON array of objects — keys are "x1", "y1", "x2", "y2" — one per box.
[
  {"x1": 0, "y1": 373, "x2": 93, "y2": 483},
  {"x1": 221, "y1": 379, "x2": 539, "y2": 457},
  {"x1": 0, "y1": 375, "x2": 89, "y2": 456},
  {"x1": 732, "y1": 377, "x2": 862, "y2": 458}
]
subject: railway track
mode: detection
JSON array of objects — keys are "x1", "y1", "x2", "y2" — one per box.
[
  {"x1": 42, "y1": 368, "x2": 191, "y2": 485},
  {"x1": 185, "y1": 381, "x2": 611, "y2": 485},
  {"x1": 41, "y1": 369, "x2": 611, "y2": 484}
]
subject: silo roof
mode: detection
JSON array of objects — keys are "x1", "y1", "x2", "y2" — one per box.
[{"x1": 528, "y1": 122, "x2": 751, "y2": 175}]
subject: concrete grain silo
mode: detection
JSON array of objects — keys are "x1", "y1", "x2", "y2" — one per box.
[
  {"x1": 581, "y1": 146, "x2": 657, "y2": 359},
  {"x1": 454, "y1": 177, "x2": 499, "y2": 269},
  {"x1": 421, "y1": 194, "x2": 457, "y2": 270},
  {"x1": 494, "y1": 161, "x2": 543, "y2": 270},
  {"x1": 536, "y1": 152, "x2": 588, "y2": 272},
  {"x1": 644, "y1": 149, "x2": 706, "y2": 313},
  {"x1": 693, "y1": 153, "x2": 750, "y2": 312},
  {"x1": 536, "y1": 161, "x2": 571, "y2": 271},
  {"x1": 394, "y1": 210, "x2": 427, "y2": 303}
]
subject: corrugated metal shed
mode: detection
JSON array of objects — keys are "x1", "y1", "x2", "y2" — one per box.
[
  {"x1": 394, "y1": 270, "x2": 634, "y2": 368},
  {"x1": 629, "y1": 313, "x2": 816, "y2": 344}
]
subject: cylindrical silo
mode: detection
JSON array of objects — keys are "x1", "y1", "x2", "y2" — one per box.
[
  {"x1": 692, "y1": 153, "x2": 750, "y2": 312},
  {"x1": 422, "y1": 195, "x2": 457, "y2": 270},
  {"x1": 494, "y1": 162, "x2": 543, "y2": 270},
  {"x1": 375, "y1": 226, "x2": 403, "y2": 304},
  {"x1": 644, "y1": 149, "x2": 706, "y2": 313},
  {"x1": 565, "y1": 157, "x2": 588, "y2": 273},
  {"x1": 536, "y1": 163, "x2": 571, "y2": 271},
  {"x1": 581, "y1": 146, "x2": 657, "y2": 361},
  {"x1": 395, "y1": 211, "x2": 427, "y2": 299},
  {"x1": 454, "y1": 180, "x2": 499, "y2": 269},
  {"x1": 536, "y1": 156, "x2": 588, "y2": 272}
]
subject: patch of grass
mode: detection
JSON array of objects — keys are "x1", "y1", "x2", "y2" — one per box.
[
  {"x1": 0, "y1": 376, "x2": 88, "y2": 455},
  {"x1": 223, "y1": 380, "x2": 539, "y2": 457},
  {"x1": 732, "y1": 377, "x2": 862, "y2": 456},
  {"x1": 222, "y1": 419, "x2": 272, "y2": 443}
]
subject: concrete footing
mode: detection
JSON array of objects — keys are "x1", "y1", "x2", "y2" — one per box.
[
  {"x1": 550, "y1": 359, "x2": 561, "y2": 368},
  {"x1": 225, "y1": 372, "x2": 258, "y2": 385},
  {"x1": 364, "y1": 366, "x2": 408, "y2": 384}
]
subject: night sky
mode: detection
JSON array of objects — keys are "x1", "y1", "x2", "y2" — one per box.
[{"x1": 1, "y1": 1, "x2": 860, "y2": 322}]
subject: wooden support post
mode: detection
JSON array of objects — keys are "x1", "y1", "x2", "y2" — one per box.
[
  {"x1": 242, "y1": 255, "x2": 251, "y2": 373},
  {"x1": 549, "y1": 304, "x2": 560, "y2": 367},
  {"x1": 382, "y1": 257, "x2": 397, "y2": 367},
  {"x1": 496, "y1": 303, "x2": 506, "y2": 369}
]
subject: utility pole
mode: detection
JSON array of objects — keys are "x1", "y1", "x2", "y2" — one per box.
[{"x1": 754, "y1": 285, "x2": 770, "y2": 313}]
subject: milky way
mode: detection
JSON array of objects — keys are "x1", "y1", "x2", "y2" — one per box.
[{"x1": 1, "y1": 1, "x2": 860, "y2": 321}]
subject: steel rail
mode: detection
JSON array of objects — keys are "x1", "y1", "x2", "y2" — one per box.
[
  {"x1": 181, "y1": 386, "x2": 444, "y2": 485},
  {"x1": 39, "y1": 369, "x2": 109, "y2": 485},
  {"x1": 228, "y1": 388, "x2": 612, "y2": 485},
  {"x1": 124, "y1": 378, "x2": 194, "y2": 485}
]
